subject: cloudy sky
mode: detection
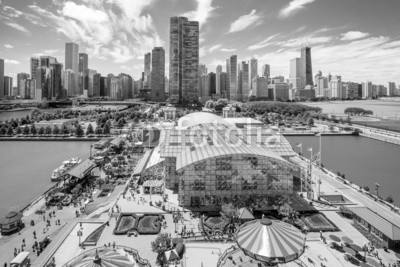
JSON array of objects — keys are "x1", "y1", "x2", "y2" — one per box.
[{"x1": 1, "y1": 0, "x2": 400, "y2": 86}]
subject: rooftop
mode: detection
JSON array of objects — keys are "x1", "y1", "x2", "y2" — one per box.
[{"x1": 67, "y1": 159, "x2": 96, "y2": 179}]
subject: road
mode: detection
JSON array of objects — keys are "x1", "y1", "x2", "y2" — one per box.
[{"x1": 290, "y1": 156, "x2": 400, "y2": 226}]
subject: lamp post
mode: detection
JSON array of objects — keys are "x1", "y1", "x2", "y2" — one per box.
[
  {"x1": 375, "y1": 183, "x2": 380, "y2": 198},
  {"x1": 308, "y1": 147, "x2": 313, "y2": 199},
  {"x1": 297, "y1": 143, "x2": 303, "y2": 193}
]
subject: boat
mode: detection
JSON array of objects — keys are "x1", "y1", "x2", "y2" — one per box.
[{"x1": 50, "y1": 157, "x2": 82, "y2": 182}]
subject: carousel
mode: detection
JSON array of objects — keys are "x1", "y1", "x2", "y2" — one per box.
[{"x1": 235, "y1": 218, "x2": 306, "y2": 266}]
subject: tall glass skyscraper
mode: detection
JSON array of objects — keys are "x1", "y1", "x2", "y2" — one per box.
[
  {"x1": 150, "y1": 47, "x2": 165, "y2": 102},
  {"x1": 250, "y1": 58, "x2": 258, "y2": 90},
  {"x1": 300, "y1": 46, "x2": 313, "y2": 87},
  {"x1": 228, "y1": 55, "x2": 238, "y2": 101},
  {"x1": 65, "y1": 42, "x2": 79, "y2": 93},
  {"x1": 0, "y1": 58, "x2": 4, "y2": 99},
  {"x1": 78, "y1": 53, "x2": 88, "y2": 73},
  {"x1": 169, "y1": 17, "x2": 199, "y2": 104}
]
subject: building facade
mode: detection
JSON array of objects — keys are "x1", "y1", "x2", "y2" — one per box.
[
  {"x1": 250, "y1": 58, "x2": 258, "y2": 90},
  {"x1": 238, "y1": 61, "x2": 249, "y2": 102},
  {"x1": 300, "y1": 46, "x2": 313, "y2": 86},
  {"x1": 30, "y1": 57, "x2": 39, "y2": 80},
  {"x1": 289, "y1": 58, "x2": 302, "y2": 89},
  {"x1": 216, "y1": 65, "x2": 222, "y2": 95},
  {"x1": 228, "y1": 55, "x2": 238, "y2": 101},
  {"x1": 78, "y1": 53, "x2": 88, "y2": 73},
  {"x1": 150, "y1": 47, "x2": 166, "y2": 102},
  {"x1": 169, "y1": 16, "x2": 199, "y2": 104}
]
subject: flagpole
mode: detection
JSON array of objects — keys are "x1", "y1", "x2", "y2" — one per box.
[
  {"x1": 319, "y1": 133, "x2": 322, "y2": 168},
  {"x1": 296, "y1": 143, "x2": 303, "y2": 193},
  {"x1": 309, "y1": 147, "x2": 313, "y2": 199}
]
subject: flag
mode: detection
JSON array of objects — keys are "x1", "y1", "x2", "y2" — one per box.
[
  {"x1": 312, "y1": 151, "x2": 321, "y2": 164},
  {"x1": 315, "y1": 133, "x2": 321, "y2": 136},
  {"x1": 307, "y1": 147, "x2": 313, "y2": 152},
  {"x1": 296, "y1": 143, "x2": 302, "y2": 148}
]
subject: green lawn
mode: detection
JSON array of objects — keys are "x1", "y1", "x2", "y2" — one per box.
[{"x1": 353, "y1": 118, "x2": 400, "y2": 133}]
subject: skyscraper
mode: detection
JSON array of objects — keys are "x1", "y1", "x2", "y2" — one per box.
[
  {"x1": 300, "y1": 46, "x2": 313, "y2": 87},
  {"x1": 40, "y1": 56, "x2": 57, "y2": 67},
  {"x1": 362, "y1": 81, "x2": 372, "y2": 99},
  {"x1": 30, "y1": 57, "x2": 39, "y2": 80},
  {"x1": 17, "y1": 73, "x2": 30, "y2": 96},
  {"x1": 144, "y1": 52, "x2": 151, "y2": 89},
  {"x1": 216, "y1": 65, "x2": 222, "y2": 95},
  {"x1": 150, "y1": 47, "x2": 165, "y2": 102},
  {"x1": 50, "y1": 63, "x2": 63, "y2": 99},
  {"x1": 239, "y1": 61, "x2": 249, "y2": 101},
  {"x1": 209, "y1": 72, "x2": 216, "y2": 96},
  {"x1": 65, "y1": 43, "x2": 79, "y2": 73},
  {"x1": 220, "y1": 72, "x2": 228, "y2": 99},
  {"x1": 261, "y1": 64, "x2": 270, "y2": 81},
  {"x1": 228, "y1": 55, "x2": 237, "y2": 101},
  {"x1": 63, "y1": 69, "x2": 75, "y2": 97},
  {"x1": 198, "y1": 64, "x2": 207, "y2": 76},
  {"x1": 289, "y1": 58, "x2": 301, "y2": 89},
  {"x1": 4, "y1": 77, "x2": 13, "y2": 97},
  {"x1": 66, "y1": 42, "x2": 79, "y2": 93},
  {"x1": 0, "y1": 59, "x2": 4, "y2": 99},
  {"x1": 169, "y1": 16, "x2": 199, "y2": 104},
  {"x1": 78, "y1": 53, "x2": 88, "y2": 72},
  {"x1": 250, "y1": 58, "x2": 258, "y2": 89},
  {"x1": 388, "y1": 82, "x2": 396, "y2": 97}
]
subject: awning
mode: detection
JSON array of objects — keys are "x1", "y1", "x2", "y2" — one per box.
[
  {"x1": 0, "y1": 211, "x2": 22, "y2": 225},
  {"x1": 68, "y1": 159, "x2": 96, "y2": 179}
]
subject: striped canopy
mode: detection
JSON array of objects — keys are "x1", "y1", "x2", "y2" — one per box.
[
  {"x1": 67, "y1": 248, "x2": 134, "y2": 267},
  {"x1": 236, "y1": 218, "x2": 305, "y2": 264}
]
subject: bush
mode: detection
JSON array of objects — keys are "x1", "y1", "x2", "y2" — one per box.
[{"x1": 137, "y1": 215, "x2": 161, "y2": 234}]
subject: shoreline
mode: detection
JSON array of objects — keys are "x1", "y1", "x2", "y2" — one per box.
[{"x1": 0, "y1": 136, "x2": 107, "y2": 141}]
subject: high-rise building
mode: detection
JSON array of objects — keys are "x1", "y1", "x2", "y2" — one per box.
[
  {"x1": 63, "y1": 69, "x2": 75, "y2": 97},
  {"x1": 388, "y1": 82, "x2": 396, "y2": 97},
  {"x1": 289, "y1": 58, "x2": 302, "y2": 89},
  {"x1": 239, "y1": 61, "x2": 249, "y2": 101},
  {"x1": 199, "y1": 74, "x2": 210, "y2": 102},
  {"x1": 329, "y1": 76, "x2": 342, "y2": 99},
  {"x1": 342, "y1": 82, "x2": 359, "y2": 99},
  {"x1": 144, "y1": 52, "x2": 151, "y2": 89},
  {"x1": 78, "y1": 53, "x2": 88, "y2": 73},
  {"x1": 261, "y1": 64, "x2": 270, "y2": 80},
  {"x1": 252, "y1": 76, "x2": 268, "y2": 98},
  {"x1": 150, "y1": 47, "x2": 165, "y2": 102},
  {"x1": 220, "y1": 72, "x2": 228, "y2": 99},
  {"x1": 0, "y1": 58, "x2": 3, "y2": 99},
  {"x1": 36, "y1": 67, "x2": 51, "y2": 99},
  {"x1": 228, "y1": 55, "x2": 238, "y2": 101},
  {"x1": 65, "y1": 42, "x2": 79, "y2": 73},
  {"x1": 269, "y1": 83, "x2": 290, "y2": 101},
  {"x1": 249, "y1": 58, "x2": 258, "y2": 90},
  {"x1": 50, "y1": 63, "x2": 63, "y2": 99},
  {"x1": 100, "y1": 77, "x2": 107, "y2": 97},
  {"x1": 40, "y1": 56, "x2": 57, "y2": 67},
  {"x1": 198, "y1": 64, "x2": 207, "y2": 76},
  {"x1": 30, "y1": 57, "x2": 39, "y2": 80},
  {"x1": 4, "y1": 76, "x2": 13, "y2": 97},
  {"x1": 169, "y1": 16, "x2": 199, "y2": 104},
  {"x1": 87, "y1": 69, "x2": 97, "y2": 97},
  {"x1": 164, "y1": 76, "x2": 169, "y2": 94},
  {"x1": 209, "y1": 72, "x2": 216, "y2": 97},
  {"x1": 300, "y1": 46, "x2": 313, "y2": 87},
  {"x1": 118, "y1": 73, "x2": 133, "y2": 99},
  {"x1": 216, "y1": 65, "x2": 222, "y2": 95},
  {"x1": 17, "y1": 73, "x2": 30, "y2": 96},
  {"x1": 362, "y1": 81, "x2": 372, "y2": 99},
  {"x1": 315, "y1": 76, "x2": 328, "y2": 97}
]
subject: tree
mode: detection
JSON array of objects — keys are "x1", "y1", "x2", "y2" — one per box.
[
  {"x1": 38, "y1": 126, "x2": 45, "y2": 135},
  {"x1": 95, "y1": 126, "x2": 103, "y2": 135},
  {"x1": 6, "y1": 125, "x2": 13, "y2": 136},
  {"x1": 30, "y1": 125, "x2": 37, "y2": 135},
  {"x1": 86, "y1": 123, "x2": 94, "y2": 135},
  {"x1": 53, "y1": 125, "x2": 60, "y2": 135},
  {"x1": 75, "y1": 124, "x2": 84, "y2": 136},
  {"x1": 221, "y1": 203, "x2": 239, "y2": 219},
  {"x1": 16, "y1": 126, "x2": 22, "y2": 135},
  {"x1": 308, "y1": 118, "x2": 314, "y2": 126},
  {"x1": 274, "y1": 196, "x2": 299, "y2": 224},
  {"x1": 0, "y1": 125, "x2": 7, "y2": 135},
  {"x1": 61, "y1": 124, "x2": 70, "y2": 135},
  {"x1": 386, "y1": 195, "x2": 394, "y2": 203},
  {"x1": 117, "y1": 118, "x2": 125, "y2": 128},
  {"x1": 103, "y1": 122, "x2": 111, "y2": 135},
  {"x1": 23, "y1": 125, "x2": 30, "y2": 135},
  {"x1": 362, "y1": 186, "x2": 369, "y2": 192},
  {"x1": 151, "y1": 233, "x2": 172, "y2": 265},
  {"x1": 45, "y1": 126, "x2": 52, "y2": 135}
]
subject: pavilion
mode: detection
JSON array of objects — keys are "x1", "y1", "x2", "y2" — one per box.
[{"x1": 0, "y1": 211, "x2": 23, "y2": 235}]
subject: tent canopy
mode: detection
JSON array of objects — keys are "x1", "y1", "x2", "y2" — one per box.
[
  {"x1": 236, "y1": 218, "x2": 305, "y2": 264},
  {"x1": 238, "y1": 207, "x2": 255, "y2": 220}
]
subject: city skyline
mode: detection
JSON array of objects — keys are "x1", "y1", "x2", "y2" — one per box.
[{"x1": 1, "y1": 0, "x2": 400, "y2": 86}]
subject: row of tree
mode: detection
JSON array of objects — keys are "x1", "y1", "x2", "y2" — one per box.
[
  {"x1": 243, "y1": 101, "x2": 322, "y2": 117},
  {"x1": 0, "y1": 122, "x2": 111, "y2": 136}
]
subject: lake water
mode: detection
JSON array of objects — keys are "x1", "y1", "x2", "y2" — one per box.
[
  {"x1": 0, "y1": 141, "x2": 93, "y2": 218},
  {"x1": 305, "y1": 100, "x2": 400, "y2": 119},
  {"x1": 287, "y1": 136, "x2": 400, "y2": 206}
]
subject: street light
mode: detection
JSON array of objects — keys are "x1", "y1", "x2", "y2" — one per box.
[{"x1": 375, "y1": 183, "x2": 380, "y2": 198}]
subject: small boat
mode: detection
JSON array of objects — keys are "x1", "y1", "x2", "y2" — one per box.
[{"x1": 51, "y1": 157, "x2": 81, "y2": 182}]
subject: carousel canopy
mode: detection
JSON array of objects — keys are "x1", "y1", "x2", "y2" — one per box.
[
  {"x1": 236, "y1": 218, "x2": 305, "y2": 264},
  {"x1": 0, "y1": 211, "x2": 23, "y2": 225},
  {"x1": 67, "y1": 248, "x2": 135, "y2": 267},
  {"x1": 238, "y1": 207, "x2": 255, "y2": 220}
]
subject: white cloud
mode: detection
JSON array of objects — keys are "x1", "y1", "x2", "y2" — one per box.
[
  {"x1": 5, "y1": 59, "x2": 20, "y2": 65},
  {"x1": 4, "y1": 44, "x2": 14, "y2": 49},
  {"x1": 5, "y1": 22, "x2": 30, "y2": 34},
  {"x1": 229, "y1": 9, "x2": 263, "y2": 33},
  {"x1": 340, "y1": 31, "x2": 370, "y2": 41},
  {"x1": 279, "y1": 0, "x2": 316, "y2": 18},
  {"x1": 248, "y1": 34, "x2": 280, "y2": 50},
  {"x1": 29, "y1": 1, "x2": 163, "y2": 64},
  {"x1": 279, "y1": 35, "x2": 333, "y2": 48},
  {"x1": 220, "y1": 48, "x2": 236, "y2": 52},
  {"x1": 3, "y1": 6, "x2": 22, "y2": 18},
  {"x1": 33, "y1": 49, "x2": 62, "y2": 57},
  {"x1": 209, "y1": 44, "x2": 222, "y2": 52},
  {"x1": 182, "y1": 0, "x2": 216, "y2": 27}
]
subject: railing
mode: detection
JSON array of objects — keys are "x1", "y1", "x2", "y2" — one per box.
[
  {"x1": 216, "y1": 245, "x2": 238, "y2": 267},
  {"x1": 61, "y1": 245, "x2": 151, "y2": 267}
]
